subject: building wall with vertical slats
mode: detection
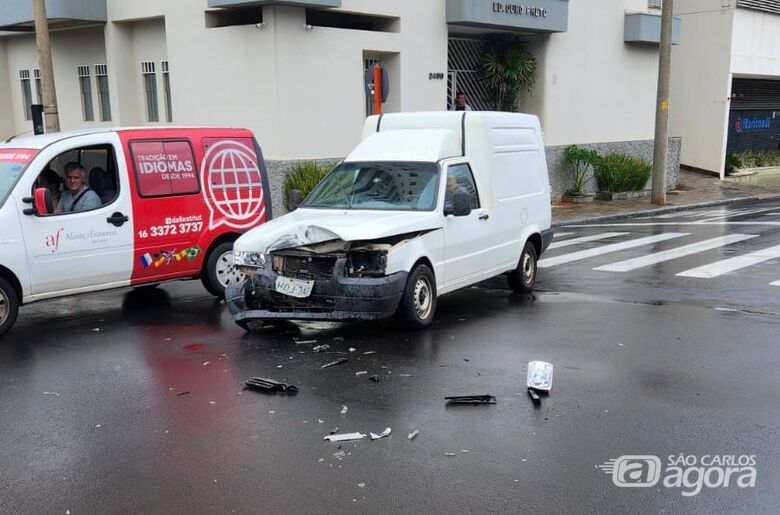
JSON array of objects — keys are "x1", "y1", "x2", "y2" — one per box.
[{"x1": 738, "y1": 0, "x2": 780, "y2": 15}]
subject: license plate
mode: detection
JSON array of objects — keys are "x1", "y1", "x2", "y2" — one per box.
[{"x1": 274, "y1": 276, "x2": 314, "y2": 298}]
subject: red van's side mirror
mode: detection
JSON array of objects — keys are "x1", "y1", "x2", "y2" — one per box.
[{"x1": 34, "y1": 187, "x2": 53, "y2": 215}]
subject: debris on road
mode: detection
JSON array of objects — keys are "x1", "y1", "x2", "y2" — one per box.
[
  {"x1": 333, "y1": 337, "x2": 345, "y2": 341},
  {"x1": 340, "y1": 405, "x2": 348, "y2": 415},
  {"x1": 324, "y1": 432, "x2": 366, "y2": 442},
  {"x1": 526, "y1": 361, "x2": 553, "y2": 406},
  {"x1": 363, "y1": 351, "x2": 376, "y2": 355},
  {"x1": 445, "y1": 395, "x2": 497, "y2": 405},
  {"x1": 312, "y1": 344, "x2": 330, "y2": 353},
  {"x1": 370, "y1": 427, "x2": 391, "y2": 440},
  {"x1": 321, "y1": 358, "x2": 349, "y2": 369},
  {"x1": 445, "y1": 452, "x2": 456, "y2": 457},
  {"x1": 176, "y1": 391, "x2": 191, "y2": 396},
  {"x1": 527, "y1": 361, "x2": 553, "y2": 391},
  {"x1": 355, "y1": 371, "x2": 368, "y2": 376},
  {"x1": 243, "y1": 377, "x2": 299, "y2": 394},
  {"x1": 92, "y1": 328, "x2": 101, "y2": 332},
  {"x1": 333, "y1": 450, "x2": 346, "y2": 460},
  {"x1": 407, "y1": 430, "x2": 419, "y2": 440},
  {"x1": 368, "y1": 375, "x2": 380, "y2": 383},
  {"x1": 357, "y1": 483, "x2": 365, "y2": 488},
  {"x1": 349, "y1": 347, "x2": 357, "y2": 353},
  {"x1": 296, "y1": 339, "x2": 318, "y2": 345},
  {"x1": 42, "y1": 392, "x2": 61, "y2": 396}
]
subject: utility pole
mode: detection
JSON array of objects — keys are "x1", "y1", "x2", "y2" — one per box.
[
  {"x1": 651, "y1": 0, "x2": 674, "y2": 205},
  {"x1": 33, "y1": 0, "x2": 60, "y2": 133}
]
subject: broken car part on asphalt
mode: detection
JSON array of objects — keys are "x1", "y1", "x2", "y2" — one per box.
[
  {"x1": 370, "y1": 428, "x2": 392, "y2": 440},
  {"x1": 243, "y1": 377, "x2": 299, "y2": 394},
  {"x1": 445, "y1": 395, "x2": 497, "y2": 405},
  {"x1": 527, "y1": 361, "x2": 553, "y2": 406},
  {"x1": 323, "y1": 432, "x2": 366, "y2": 443},
  {"x1": 321, "y1": 358, "x2": 349, "y2": 369}
]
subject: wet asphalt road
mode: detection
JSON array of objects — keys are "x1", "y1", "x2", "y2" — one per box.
[{"x1": 1, "y1": 200, "x2": 779, "y2": 514}]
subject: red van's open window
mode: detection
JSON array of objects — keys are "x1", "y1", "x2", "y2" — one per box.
[{"x1": 130, "y1": 140, "x2": 199, "y2": 197}]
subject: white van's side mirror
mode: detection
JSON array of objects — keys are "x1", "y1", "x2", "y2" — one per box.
[{"x1": 446, "y1": 192, "x2": 472, "y2": 217}]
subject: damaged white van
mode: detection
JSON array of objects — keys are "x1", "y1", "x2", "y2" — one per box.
[{"x1": 227, "y1": 112, "x2": 553, "y2": 328}]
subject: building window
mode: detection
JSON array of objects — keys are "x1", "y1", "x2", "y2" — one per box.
[
  {"x1": 19, "y1": 70, "x2": 32, "y2": 121},
  {"x1": 161, "y1": 61, "x2": 172, "y2": 123},
  {"x1": 95, "y1": 64, "x2": 112, "y2": 122},
  {"x1": 142, "y1": 61, "x2": 159, "y2": 123},
  {"x1": 34, "y1": 69, "x2": 42, "y2": 105},
  {"x1": 78, "y1": 65, "x2": 95, "y2": 122},
  {"x1": 648, "y1": 0, "x2": 662, "y2": 9}
]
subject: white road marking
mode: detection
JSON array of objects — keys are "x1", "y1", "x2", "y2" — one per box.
[
  {"x1": 594, "y1": 234, "x2": 757, "y2": 273},
  {"x1": 553, "y1": 232, "x2": 574, "y2": 239},
  {"x1": 538, "y1": 233, "x2": 688, "y2": 268},
  {"x1": 548, "y1": 232, "x2": 629, "y2": 250},
  {"x1": 566, "y1": 221, "x2": 780, "y2": 228},
  {"x1": 652, "y1": 209, "x2": 725, "y2": 219},
  {"x1": 770, "y1": 280, "x2": 780, "y2": 286},
  {"x1": 698, "y1": 207, "x2": 779, "y2": 223},
  {"x1": 677, "y1": 244, "x2": 780, "y2": 278},
  {"x1": 763, "y1": 212, "x2": 780, "y2": 216}
]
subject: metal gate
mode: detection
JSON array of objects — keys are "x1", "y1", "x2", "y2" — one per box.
[{"x1": 448, "y1": 37, "x2": 490, "y2": 111}]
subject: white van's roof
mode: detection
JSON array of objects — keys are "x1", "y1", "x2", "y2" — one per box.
[{"x1": 0, "y1": 126, "x2": 249, "y2": 150}]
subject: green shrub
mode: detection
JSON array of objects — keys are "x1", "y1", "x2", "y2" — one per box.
[
  {"x1": 283, "y1": 161, "x2": 334, "y2": 210},
  {"x1": 594, "y1": 153, "x2": 652, "y2": 193},
  {"x1": 728, "y1": 150, "x2": 780, "y2": 170},
  {"x1": 561, "y1": 145, "x2": 600, "y2": 196}
]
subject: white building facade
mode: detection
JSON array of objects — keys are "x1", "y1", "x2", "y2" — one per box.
[
  {"x1": 671, "y1": 0, "x2": 780, "y2": 177},
  {"x1": 0, "y1": 0, "x2": 681, "y2": 196}
]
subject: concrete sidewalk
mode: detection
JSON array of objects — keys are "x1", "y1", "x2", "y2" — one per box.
[{"x1": 553, "y1": 168, "x2": 780, "y2": 226}]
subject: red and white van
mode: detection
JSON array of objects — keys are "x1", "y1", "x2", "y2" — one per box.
[{"x1": 0, "y1": 127, "x2": 272, "y2": 336}]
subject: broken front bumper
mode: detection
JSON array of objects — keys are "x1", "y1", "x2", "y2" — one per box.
[{"x1": 225, "y1": 263, "x2": 408, "y2": 323}]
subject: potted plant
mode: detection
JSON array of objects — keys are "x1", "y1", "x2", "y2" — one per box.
[
  {"x1": 561, "y1": 145, "x2": 599, "y2": 203},
  {"x1": 593, "y1": 153, "x2": 652, "y2": 200},
  {"x1": 481, "y1": 34, "x2": 537, "y2": 112}
]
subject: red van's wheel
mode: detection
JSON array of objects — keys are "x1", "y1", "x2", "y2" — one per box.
[
  {"x1": 0, "y1": 277, "x2": 20, "y2": 337},
  {"x1": 202, "y1": 241, "x2": 245, "y2": 298}
]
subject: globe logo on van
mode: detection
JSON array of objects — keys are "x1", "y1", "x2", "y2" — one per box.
[{"x1": 201, "y1": 140, "x2": 266, "y2": 230}]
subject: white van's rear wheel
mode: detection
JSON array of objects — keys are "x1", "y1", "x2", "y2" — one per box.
[
  {"x1": 0, "y1": 277, "x2": 20, "y2": 337},
  {"x1": 397, "y1": 264, "x2": 437, "y2": 328},
  {"x1": 508, "y1": 241, "x2": 538, "y2": 294},
  {"x1": 202, "y1": 242, "x2": 245, "y2": 298}
]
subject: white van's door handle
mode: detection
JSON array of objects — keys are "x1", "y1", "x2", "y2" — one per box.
[
  {"x1": 107, "y1": 212, "x2": 129, "y2": 227},
  {"x1": 479, "y1": 213, "x2": 490, "y2": 221}
]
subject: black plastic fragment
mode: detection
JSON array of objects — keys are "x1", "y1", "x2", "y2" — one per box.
[
  {"x1": 243, "y1": 377, "x2": 299, "y2": 394},
  {"x1": 527, "y1": 388, "x2": 542, "y2": 406},
  {"x1": 368, "y1": 375, "x2": 380, "y2": 383},
  {"x1": 445, "y1": 395, "x2": 496, "y2": 405}
]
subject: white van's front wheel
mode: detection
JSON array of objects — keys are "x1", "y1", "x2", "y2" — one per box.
[
  {"x1": 202, "y1": 242, "x2": 245, "y2": 298},
  {"x1": 508, "y1": 241, "x2": 538, "y2": 294},
  {"x1": 0, "y1": 277, "x2": 20, "y2": 337},
  {"x1": 398, "y1": 264, "x2": 437, "y2": 328}
]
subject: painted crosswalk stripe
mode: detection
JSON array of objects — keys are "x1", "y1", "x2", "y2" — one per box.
[
  {"x1": 677, "y1": 244, "x2": 780, "y2": 278},
  {"x1": 698, "y1": 208, "x2": 779, "y2": 223},
  {"x1": 594, "y1": 234, "x2": 757, "y2": 273},
  {"x1": 770, "y1": 280, "x2": 780, "y2": 286},
  {"x1": 553, "y1": 232, "x2": 574, "y2": 239},
  {"x1": 548, "y1": 232, "x2": 629, "y2": 250},
  {"x1": 538, "y1": 233, "x2": 688, "y2": 268}
]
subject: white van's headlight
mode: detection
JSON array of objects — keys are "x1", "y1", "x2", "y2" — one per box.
[{"x1": 234, "y1": 251, "x2": 266, "y2": 268}]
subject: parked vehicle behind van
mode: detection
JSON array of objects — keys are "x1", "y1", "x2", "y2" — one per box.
[
  {"x1": 227, "y1": 112, "x2": 553, "y2": 329},
  {"x1": 0, "y1": 127, "x2": 272, "y2": 336}
]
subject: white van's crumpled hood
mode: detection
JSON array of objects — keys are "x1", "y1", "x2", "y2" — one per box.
[{"x1": 236, "y1": 208, "x2": 442, "y2": 253}]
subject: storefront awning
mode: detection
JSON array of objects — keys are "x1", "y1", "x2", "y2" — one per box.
[
  {"x1": 447, "y1": 0, "x2": 569, "y2": 34},
  {"x1": 0, "y1": 0, "x2": 106, "y2": 32},
  {"x1": 208, "y1": 0, "x2": 340, "y2": 8}
]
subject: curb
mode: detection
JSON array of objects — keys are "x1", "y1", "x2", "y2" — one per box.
[{"x1": 552, "y1": 194, "x2": 780, "y2": 227}]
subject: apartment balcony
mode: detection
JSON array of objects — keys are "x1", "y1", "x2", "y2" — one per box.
[{"x1": 0, "y1": 0, "x2": 106, "y2": 32}]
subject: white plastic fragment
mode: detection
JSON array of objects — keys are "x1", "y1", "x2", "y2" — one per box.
[
  {"x1": 43, "y1": 392, "x2": 61, "y2": 396},
  {"x1": 349, "y1": 348, "x2": 357, "y2": 352},
  {"x1": 355, "y1": 371, "x2": 368, "y2": 376},
  {"x1": 357, "y1": 483, "x2": 365, "y2": 488},
  {"x1": 370, "y1": 427, "x2": 391, "y2": 440},
  {"x1": 312, "y1": 345, "x2": 330, "y2": 353},
  {"x1": 445, "y1": 452, "x2": 456, "y2": 457},
  {"x1": 527, "y1": 361, "x2": 554, "y2": 391},
  {"x1": 407, "y1": 430, "x2": 419, "y2": 440},
  {"x1": 340, "y1": 405, "x2": 348, "y2": 415},
  {"x1": 323, "y1": 432, "x2": 366, "y2": 442},
  {"x1": 297, "y1": 339, "x2": 318, "y2": 345}
]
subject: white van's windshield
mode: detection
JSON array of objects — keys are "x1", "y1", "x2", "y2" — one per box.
[
  {"x1": 0, "y1": 149, "x2": 37, "y2": 208},
  {"x1": 303, "y1": 161, "x2": 439, "y2": 211}
]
